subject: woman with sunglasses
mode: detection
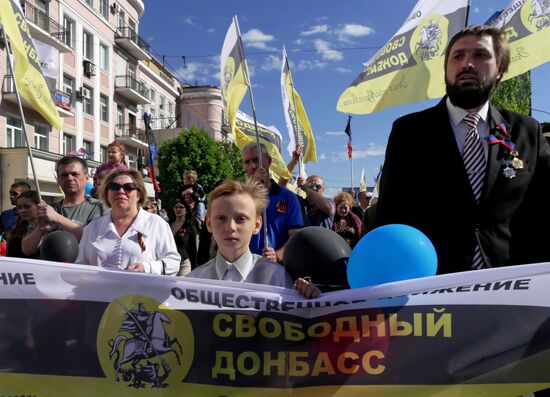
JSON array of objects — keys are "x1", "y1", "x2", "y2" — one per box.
[
  {"x1": 7, "y1": 190, "x2": 41, "y2": 258},
  {"x1": 169, "y1": 200, "x2": 197, "y2": 276},
  {"x1": 76, "y1": 169, "x2": 180, "y2": 275}
]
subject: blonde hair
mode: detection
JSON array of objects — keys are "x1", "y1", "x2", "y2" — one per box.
[
  {"x1": 100, "y1": 169, "x2": 147, "y2": 208},
  {"x1": 334, "y1": 191, "x2": 354, "y2": 208},
  {"x1": 183, "y1": 170, "x2": 197, "y2": 181},
  {"x1": 207, "y1": 179, "x2": 268, "y2": 217}
]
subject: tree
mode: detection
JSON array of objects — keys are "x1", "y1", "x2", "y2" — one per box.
[
  {"x1": 492, "y1": 72, "x2": 532, "y2": 115},
  {"x1": 157, "y1": 127, "x2": 244, "y2": 211}
]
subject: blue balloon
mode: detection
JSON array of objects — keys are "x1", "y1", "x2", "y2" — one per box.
[
  {"x1": 85, "y1": 182, "x2": 93, "y2": 195},
  {"x1": 347, "y1": 224, "x2": 437, "y2": 288}
]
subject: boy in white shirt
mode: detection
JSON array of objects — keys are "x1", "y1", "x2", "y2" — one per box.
[{"x1": 187, "y1": 179, "x2": 319, "y2": 299}]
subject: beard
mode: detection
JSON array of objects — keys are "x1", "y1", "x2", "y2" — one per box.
[{"x1": 445, "y1": 73, "x2": 499, "y2": 109}]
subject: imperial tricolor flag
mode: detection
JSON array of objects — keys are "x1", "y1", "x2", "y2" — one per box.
[{"x1": 336, "y1": 0, "x2": 468, "y2": 115}]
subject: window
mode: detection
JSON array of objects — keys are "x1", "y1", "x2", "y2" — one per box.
[
  {"x1": 83, "y1": 140, "x2": 93, "y2": 158},
  {"x1": 168, "y1": 102, "x2": 173, "y2": 115},
  {"x1": 83, "y1": 30, "x2": 94, "y2": 61},
  {"x1": 100, "y1": 95, "x2": 108, "y2": 122},
  {"x1": 85, "y1": 0, "x2": 93, "y2": 6},
  {"x1": 117, "y1": 10, "x2": 125, "y2": 33},
  {"x1": 34, "y1": 0, "x2": 48, "y2": 31},
  {"x1": 149, "y1": 88, "x2": 156, "y2": 104},
  {"x1": 34, "y1": 125, "x2": 49, "y2": 151},
  {"x1": 63, "y1": 134, "x2": 76, "y2": 155},
  {"x1": 100, "y1": 145, "x2": 107, "y2": 163},
  {"x1": 63, "y1": 74, "x2": 74, "y2": 98},
  {"x1": 99, "y1": 0, "x2": 108, "y2": 18},
  {"x1": 159, "y1": 95, "x2": 165, "y2": 110},
  {"x1": 83, "y1": 85, "x2": 94, "y2": 115},
  {"x1": 128, "y1": 154, "x2": 137, "y2": 170},
  {"x1": 6, "y1": 116, "x2": 23, "y2": 148},
  {"x1": 99, "y1": 43, "x2": 109, "y2": 70},
  {"x1": 63, "y1": 16, "x2": 75, "y2": 48}
]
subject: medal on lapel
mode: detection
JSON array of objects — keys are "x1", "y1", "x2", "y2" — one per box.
[
  {"x1": 486, "y1": 121, "x2": 523, "y2": 180},
  {"x1": 511, "y1": 150, "x2": 524, "y2": 170}
]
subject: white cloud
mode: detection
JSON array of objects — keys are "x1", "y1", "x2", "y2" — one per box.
[
  {"x1": 300, "y1": 24, "x2": 329, "y2": 36},
  {"x1": 183, "y1": 17, "x2": 196, "y2": 26},
  {"x1": 207, "y1": 28, "x2": 215, "y2": 34},
  {"x1": 325, "y1": 130, "x2": 346, "y2": 136},
  {"x1": 294, "y1": 38, "x2": 305, "y2": 46},
  {"x1": 334, "y1": 66, "x2": 352, "y2": 73},
  {"x1": 333, "y1": 144, "x2": 386, "y2": 160},
  {"x1": 318, "y1": 152, "x2": 327, "y2": 160},
  {"x1": 175, "y1": 61, "x2": 217, "y2": 84},
  {"x1": 473, "y1": 6, "x2": 480, "y2": 13},
  {"x1": 337, "y1": 23, "x2": 374, "y2": 41},
  {"x1": 261, "y1": 54, "x2": 281, "y2": 71},
  {"x1": 314, "y1": 39, "x2": 343, "y2": 61},
  {"x1": 294, "y1": 59, "x2": 327, "y2": 71},
  {"x1": 242, "y1": 28, "x2": 275, "y2": 50}
]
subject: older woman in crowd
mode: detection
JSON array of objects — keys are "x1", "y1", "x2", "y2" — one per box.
[
  {"x1": 76, "y1": 169, "x2": 180, "y2": 275},
  {"x1": 333, "y1": 192, "x2": 362, "y2": 248}
]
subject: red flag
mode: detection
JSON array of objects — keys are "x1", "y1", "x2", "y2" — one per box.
[{"x1": 345, "y1": 116, "x2": 352, "y2": 160}]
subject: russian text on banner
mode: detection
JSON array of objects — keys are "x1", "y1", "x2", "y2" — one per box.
[
  {"x1": 336, "y1": 0, "x2": 468, "y2": 115},
  {"x1": 491, "y1": 0, "x2": 550, "y2": 81}
]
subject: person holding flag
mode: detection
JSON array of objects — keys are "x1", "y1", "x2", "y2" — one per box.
[
  {"x1": 241, "y1": 142, "x2": 303, "y2": 264},
  {"x1": 376, "y1": 25, "x2": 550, "y2": 275}
]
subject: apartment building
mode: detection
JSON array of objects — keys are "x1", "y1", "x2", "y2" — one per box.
[{"x1": 0, "y1": 0, "x2": 180, "y2": 209}]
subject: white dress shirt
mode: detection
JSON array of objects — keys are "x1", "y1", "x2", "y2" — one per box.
[
  {"x1": 446, "y1": 97, "x2": 490, "y2": 158},
  {"x1": 187, "y1": 249, "x2": 293, "y2": 288},
  {"x1": 76, "y1": 208, "x2": 180, "y2": 275}
]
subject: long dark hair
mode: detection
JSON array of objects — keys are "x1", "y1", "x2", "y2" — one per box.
[
  {"x1": 9, "y1": 190, "x2": 40, "y2": 239},
  {"x1": 169, "y1": 200, "x2": 192, "y2": 225}
]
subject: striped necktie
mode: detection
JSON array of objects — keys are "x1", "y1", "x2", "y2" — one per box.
[
  {"x1": 463, "y1": 112, "x2": 485, "y2": 203},
  {"x1": 463, "y1": 112, "x2": 486, "y2": 269}
]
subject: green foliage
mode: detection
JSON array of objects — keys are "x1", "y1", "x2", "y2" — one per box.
[
  {"x1": 492, "y1": 72, "x2": 532, "y2": 115},
  {"x1": 157, "y1": 127, "x2": 244, "y2": 211}
]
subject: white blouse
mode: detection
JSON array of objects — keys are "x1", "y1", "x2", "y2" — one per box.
[{"x1": 76, "y1": 208, "x2": 180, "y2": 275}]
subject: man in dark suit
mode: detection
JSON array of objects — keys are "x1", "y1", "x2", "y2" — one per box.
[{"x1": 376, "y1": 24, "x2": 550, "y2": 275}]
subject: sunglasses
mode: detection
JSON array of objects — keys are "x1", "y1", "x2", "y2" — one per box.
[
  {"x1": 108, "y1": 182, "x2": 138, "y2": 193},
  {"x1": 307, "y1": 183, "x2": 322, "y2": 191}
]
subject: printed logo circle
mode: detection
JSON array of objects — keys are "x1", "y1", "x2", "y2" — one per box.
[
  {"x1": 410, "y1": 15, "x2": 449, "y2": 63},
  {"x1": 97, "y1": 295, "x2": 194, "y2": 388},
  {"x1": 521, "y1": 1, "x2": 550, "y2": 33}
]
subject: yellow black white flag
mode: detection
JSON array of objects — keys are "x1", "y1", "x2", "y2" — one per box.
[
  {"x1": 220, "y1": 16, "x2": 248, "y2": 138},
  {"x1": 0, "y1": 0, "x2": 62, "y2": 130},
  {"x1": 491, "y1": 0, "x2": 550, "y2": 81},
  {"x1": 337, "y1": 0, "x2": 468, "y2": 115},
  {"x1": 235, "y1": 110, "x2": 290, "y2": 179},
  {"x1": 281, "y1": 46, "x2": 317, "y2": 163}
]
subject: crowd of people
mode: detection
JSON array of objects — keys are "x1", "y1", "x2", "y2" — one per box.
[{"x1": 2, "y1": 23, "x2": 550, "y2": 292}]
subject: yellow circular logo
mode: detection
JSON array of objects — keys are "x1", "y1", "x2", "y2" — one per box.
[
  {"x1": 410, "y1": 15, "x2": 449, "y2": 63},
  {"x1": 97, "y1": 295, "x2": 194, "y2": 388},
  {"x1": 521, "y1": 0, "x2": 550, "y2": 33}
]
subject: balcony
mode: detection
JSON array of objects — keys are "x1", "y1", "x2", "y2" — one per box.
[
  {"x1": 115, "y1": 124, "x2": 148, "y2": 149},
  {"x1": 2, "y1": 75, "x2": 70, "y2": 117},
  {"x1": 115, "y1": 26, "x2": 151, "y2": 61},
  {"x1": 115, "y1": 75, "x2": 151, "y2": 104},
  {"x1": 23, "y1": 1, "x2": 72, "y2": 53}
]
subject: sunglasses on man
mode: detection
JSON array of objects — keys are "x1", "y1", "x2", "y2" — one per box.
[
  {"x1": 307, "y1": 183, "x2": 322, "y2": 191},
  {"x1": 108, "y1": 182, "x2": 138, "y2": 193}
]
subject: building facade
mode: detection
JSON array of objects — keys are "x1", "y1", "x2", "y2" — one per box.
[{"x1": 0, "y1": 0, "x2": 180, "y2": 209}]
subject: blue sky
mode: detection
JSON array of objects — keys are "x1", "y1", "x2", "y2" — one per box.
[{"x1": 140, "y1": 0, "x2": 550, "y2": 193}]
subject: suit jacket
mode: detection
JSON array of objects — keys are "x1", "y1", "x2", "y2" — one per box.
[{"x1": 376, "y1": 98, "x2": 550, "y2": 274}]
